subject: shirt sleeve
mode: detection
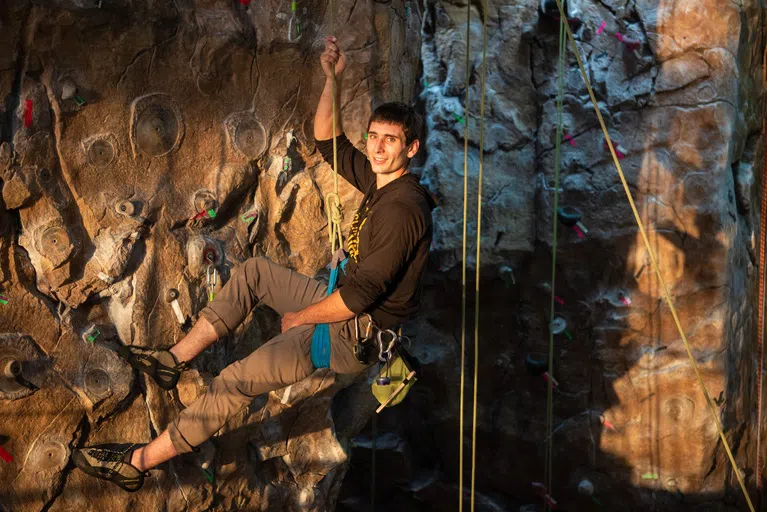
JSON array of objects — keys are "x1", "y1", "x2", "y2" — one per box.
[
  {"x1": 339, "y1": 201, "x2": 426, "y2": 314},
  {"x1": 315, "y1": 133, "x2": 376, "y2": 193}
]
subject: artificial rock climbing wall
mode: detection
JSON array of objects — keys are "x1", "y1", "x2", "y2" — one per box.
[
  {"x1": 1, "y1": 0, "x2": 766, "y2": 511},
  {"x1": 343, "y1": 0, "x2": 766, "y2": 510},
  {"x1": 0, "y1": 0, "x2": 420, "y2": 510}
]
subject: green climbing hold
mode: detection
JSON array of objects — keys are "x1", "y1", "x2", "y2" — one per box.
[
  {"x1": 451, "y1": 112, "x2": 465, "y2": 124},
  {"x1": 207, "y1": 209, "x2": 217, "y2": 219},
  {"x1": 200, "y1": 467, "x2": 214, "y2": 484}
]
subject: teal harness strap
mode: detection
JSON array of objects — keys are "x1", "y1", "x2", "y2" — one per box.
[{"x1": 311, "y1": 255, "x2": 348, "y2": 369}]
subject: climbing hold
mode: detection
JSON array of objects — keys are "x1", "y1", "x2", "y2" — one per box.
[
  {"x1": 3, "y1": 359, "x2": 21, "y2": 379},
  {"x1": 550, "y1": 316, "x2": 571, "y2": 339},
  {"x1": 240, "y1": 0, "x2": 251, "y2": 5},
  {"x1": 229, "y1": 115, "x2": 267, "y2": 159},
  {"x1": 524, "y1": 353, "x2": 548, "y2": 376},
  {"x1": 615, "y1": 32, "x2": 642, "y2": 52},
  {"x1": 39, "y1": 225, "x2": 76, "y2": 267},
  {"x1": 135, "y1": 104, "x2": 182, "y2": 157},
  {"x1": 596, "y1": 21, "x2": 606, "y2": 35},
  {"x1": 115, "y1": 200, "x2": 135, "y2": 216},
  {"x1": 61, "y1": 78, "x2": 77, "y2": 100},
  {"x1": 24, "y1": 99, "x2": 32, "y2": 128},
  {"x1": 0, "y1": 294, "x2": 7, "y2": 305},
  {"x1": 241, "y1": 210, "x2": 258, "y2": 223},
  {"x1": 84, "y1": 368, "x2": 112, "y2": 397},
  {"x1": 556, "y1": 206, "x2": 588, "y2": 238},
  {"x1": 618, "y1": 292, "x2": 631, "y2": 306},
  {"x1": 0, "y1": 445, "x2": 13, "y2": 463},
  {"x1": 451, "y1": 112, "x2": 465, "y2": 124},
  {"x1": 499, "y1": 265, "x2": 515, "y2": 287},
  {"x1": 165, "y1": 288, "x2": 187, "y2": 325},
  {"x1": 641, "y1": 472, "x2": 659, "y2": 480},
  {"x1": 539, "y1": 174, "x2": 563, "y2": 194},
  {"x1": 600, "y1": 415, "x2": 617, "y2": 431},
  {"x1": 31, "y1": 440, "x2": 67, "y2": 471},
  {"x1": 603, "y1": 138, "x2": 627, "y2": 160},
  {"x1": 74, "y1": 95, "x2": 86, "y2": 107},
  {"x1": 564, "y1": 132, "x2": 576, "y2": 147},
  {"x1": 577, "y1": 479, "x2": 594, "y2": 496},
  {"x1": 543, "y1": 371, "x2": 558, "y2": 389},
  {"x1": 87, "y1": 138, "x2": 116, "y2": 168},
  {"x1": 193, "y1": 208, "x2": 217, "y2": 221},
  {"x1": 131, "y1": 95, "x2": 184, "y2": 158},
  {"x1": 200, "y1": 467, "x2": 215, "y2": 483},
  {"x1": 83, "y1": 324, "x2": 100, "y2": 343}
]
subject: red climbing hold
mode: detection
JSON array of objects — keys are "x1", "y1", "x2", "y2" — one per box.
[
  {"x1": 240, "y1": 0, "x2": 251, "y2": 5},
  {"x1": 24, "y1": 99, "x2": 32, "y2": 128},
  {"x1": 0, "y1": 446, "x2": 13, "y2": 463}
]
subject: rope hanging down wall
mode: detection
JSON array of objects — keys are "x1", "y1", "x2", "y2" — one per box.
[{"x1": 551, "y1": 1, "x2": 755, "y2": 510}]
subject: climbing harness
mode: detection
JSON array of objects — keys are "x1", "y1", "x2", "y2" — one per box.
[{"x1": 551, "y1": 1, "x2": 755, "y2": 509}]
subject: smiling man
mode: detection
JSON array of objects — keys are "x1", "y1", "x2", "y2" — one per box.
[{"x1": 70, "y1": 35, "x2": 435, "y2": 492}]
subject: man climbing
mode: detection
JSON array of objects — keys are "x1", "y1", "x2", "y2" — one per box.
[{"x1": 71, "y1": 35, "x2": 436, "y2": 492}]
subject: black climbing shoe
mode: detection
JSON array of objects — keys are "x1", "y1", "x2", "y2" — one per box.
[
  {"x1": 117, "y1": 346, "x2": 189, "y2": 390},
  {"x1": 71, "y1": 443, "x2": 148, "y2": 492}
]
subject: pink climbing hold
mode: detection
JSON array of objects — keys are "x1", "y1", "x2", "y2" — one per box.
[
  {"x1": 554, "y1": 295, "x2": 565, "y2": 305},
  {"x1": 597, "y1": 21, "x2": 607, "y2": 35},
  {"x1": 564, "y1": 133, "x2": 576, "y2": 147},
  {"x1": 543, "y1": 372, "x2": 559, "y2": 389},
  {"x1": 24, "y1": 99, "x2": 32, "y2": 128},
  {"x1": 573, "y1": 225, "x2": 585, "y2": 239}
]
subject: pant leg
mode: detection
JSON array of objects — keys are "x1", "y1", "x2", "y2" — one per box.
[
  {"x1": 200, "y1": 256, "x2": 328, "y2": 339},
  {"x1": 168, "y1": 323, "x2": 315, "y2": 454}
]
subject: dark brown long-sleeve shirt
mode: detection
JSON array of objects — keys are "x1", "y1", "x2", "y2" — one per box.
[{"x1": 316, "y1": 134, "x2": 435, "y2": 329}]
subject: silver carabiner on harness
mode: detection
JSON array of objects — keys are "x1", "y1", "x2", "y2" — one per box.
[
  {"x1": 354, "y1": 313, "x2": 374, "y2": 342},
  {"x1": 377, "y1": 329, "x2": 398, "y2": 362}
]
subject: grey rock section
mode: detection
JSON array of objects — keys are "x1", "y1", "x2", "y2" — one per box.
[{"x1": 404, "y1": 0, "x2": 766, "y2": 510}]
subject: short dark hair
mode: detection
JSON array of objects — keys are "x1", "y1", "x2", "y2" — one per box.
[{"x1": 368, "y1": 102, "x2": 423, "y2": 145}]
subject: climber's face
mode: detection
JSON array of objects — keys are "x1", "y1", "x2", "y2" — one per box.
[{"x1": 366, "y1": 122, "x2": 419, "y2": 177}]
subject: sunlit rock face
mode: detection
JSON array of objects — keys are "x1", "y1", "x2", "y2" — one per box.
[
  {"x1": 340, "y1": 0, "x2": 764, "y2": 511},
  {"x1": 0, "y1": 0, "x2": 418, "y2": 510},
  {"x1": 0, "y1": 0, "x2": 764, "y2": 510}
]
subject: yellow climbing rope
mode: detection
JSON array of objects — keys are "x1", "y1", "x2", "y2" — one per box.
[
  {"x1": 469, "y1": 0, "x2": 489, "y2": 510},
  {"x1": 543, "y1": 16, "x2": 567, "y2": 512},
  {"x1": 458, "y1": 0, "x2": 472, "y2": 506},
  {"x1": 552, "y1": 2, "x2": 755, "y2": 510},
  {"x1": 325, "y1": 0, "x2": 343, "y2": 255}
]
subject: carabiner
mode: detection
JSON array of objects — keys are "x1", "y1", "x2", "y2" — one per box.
[{"x1": 377, "y1": 329, "x2": 398, "y2": 362}]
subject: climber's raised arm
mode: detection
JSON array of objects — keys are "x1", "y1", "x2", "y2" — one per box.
[
  {"x1": 314, "y1": 35, "x2": 346, "y2": 141},
  {"x1": 313, "y1": 35, "x2": 376, "y2": 193}
]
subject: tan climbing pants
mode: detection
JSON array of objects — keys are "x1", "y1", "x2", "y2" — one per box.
[{"x1": 167, "y1": 256, "x2": 368, "y2": 454}]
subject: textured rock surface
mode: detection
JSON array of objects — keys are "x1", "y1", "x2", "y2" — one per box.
[
  {"x1": 0, "y1": 0, "x2": 765, "y2": 511},
  {"x1": 0, "y1": 0, "x2": 416, "y2": 510},
  {"x1": 352, "y1": 0, "x2": 765, "y2": 510}
]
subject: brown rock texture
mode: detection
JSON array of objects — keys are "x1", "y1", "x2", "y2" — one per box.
[
  {"x1": 0, "y1": 0, "x2": 417, "y2": 510},
  {"x1": 0, "y1": 0, "x2": 765, "y2": 511}
]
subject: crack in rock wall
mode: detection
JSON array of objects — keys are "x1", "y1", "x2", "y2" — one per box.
[{"x1": 0, "y1": 0, "x2": 419, "y2": 510}]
